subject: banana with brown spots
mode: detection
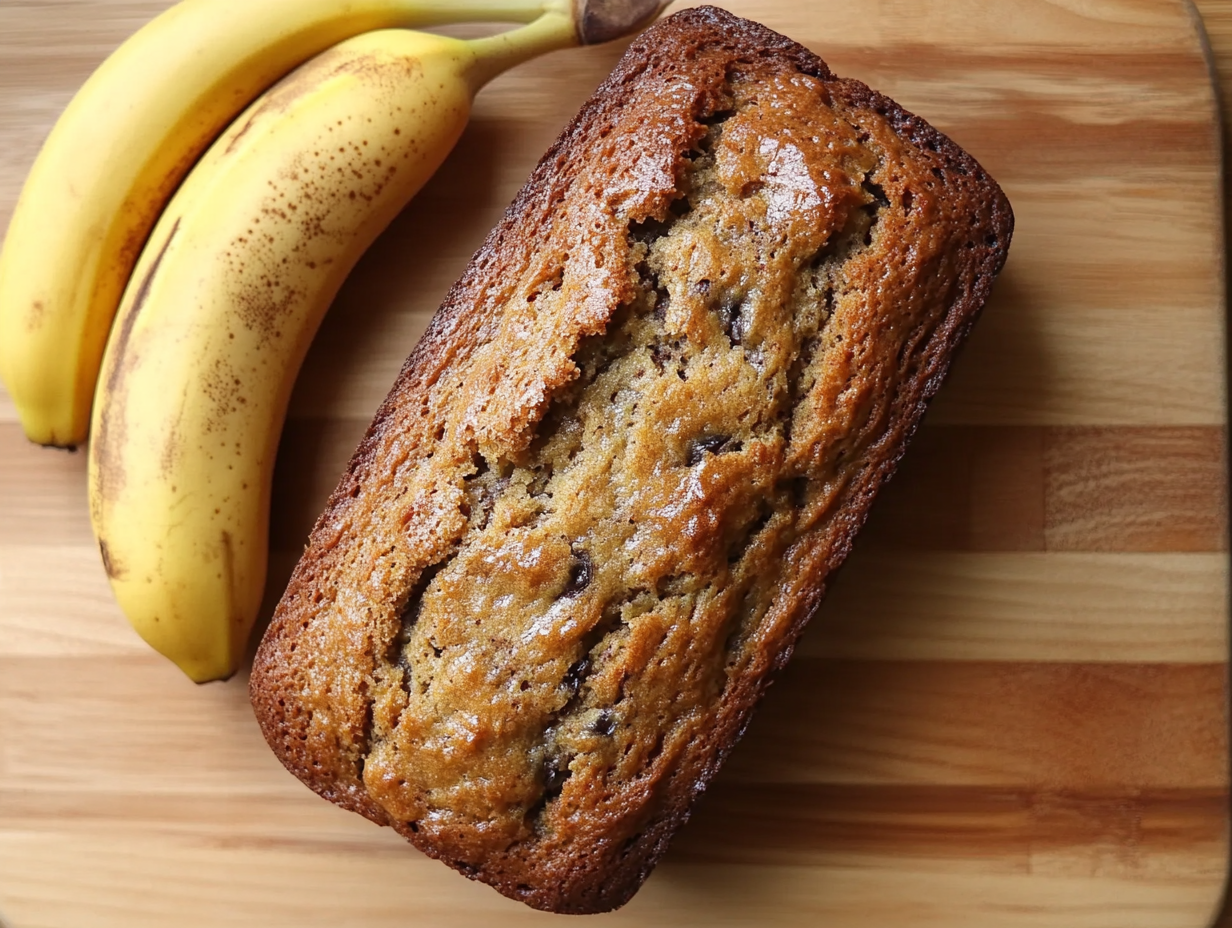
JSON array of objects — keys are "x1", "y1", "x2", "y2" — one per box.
[
  {"x1": 87, "y1": 3, "x2": 663, "y2": 683},
  {"x1": 0, "y1": 0, "x2": 659, "y2": 447}
]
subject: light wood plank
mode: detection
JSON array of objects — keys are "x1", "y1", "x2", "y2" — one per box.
[
  {"x1": 4, "y1": 547, "x2": 1221, "y2": 663},
  {"x1": 0, "y1": 423, "x2": 90, "y2": 545},
  {"x1": 2, "y1": 783, "x2": 1221, "y2": 879},
  {"x1": 723, "y1": 661, "x2": 1228, "y2": 789},
  {"x1": 0, "y1": 545, "x2": 139, "y2": 656},
  {"x1": 0, "y1": 832, "x2": 1222, "y2": 928},
  {"x1": 2, "y1": 659, "x2": 1223, "y2": 793},
  {"x1": 0, "y1": 661, "x2": 288, "y2": 795},
  {"x1": 0, "y1": 385, "x2": 13, "y2": 434},
  {"x1": 802, "y1": 552, "x2": 1229, "y2": 662}
]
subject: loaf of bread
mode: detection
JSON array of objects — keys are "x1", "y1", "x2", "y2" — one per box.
[{"x1": 250, "y1": 6, "x2": 1012, "y2": 913}]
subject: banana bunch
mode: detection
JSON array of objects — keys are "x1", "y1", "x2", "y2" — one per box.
[{"x1": 0, "y1": 0, "x2": 663, "y2": 682}]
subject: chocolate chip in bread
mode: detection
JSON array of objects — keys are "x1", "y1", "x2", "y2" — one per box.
[{"x1": 250, "y1": 5, "x2": 1012, "y2": 914}]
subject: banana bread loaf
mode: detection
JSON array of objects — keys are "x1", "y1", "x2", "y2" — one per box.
[{"x1": 250, "y1": 5, "x2": 1012, "y2": 913}]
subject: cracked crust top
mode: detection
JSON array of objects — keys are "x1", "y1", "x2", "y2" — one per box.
[{"x1": 250, "y1": 6, "x2": 1012, "y2": 914}]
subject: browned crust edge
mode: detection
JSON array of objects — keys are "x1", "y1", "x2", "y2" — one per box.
[{"x1": 251, "y1": 4, "x2": 1013, "y2": 914}]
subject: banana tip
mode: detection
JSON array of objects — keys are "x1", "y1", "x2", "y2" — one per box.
[{"x1": 575, "y1": 0, "x2": 671, "y2": 45}]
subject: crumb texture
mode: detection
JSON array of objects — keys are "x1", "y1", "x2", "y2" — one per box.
[{"x1": 250, "y1": 5, "x2": 1012, "y2": 914}]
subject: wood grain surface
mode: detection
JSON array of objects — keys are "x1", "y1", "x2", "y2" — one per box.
[{"x1": 0, "y1": 1, "x2": 1227, "y2": 926}]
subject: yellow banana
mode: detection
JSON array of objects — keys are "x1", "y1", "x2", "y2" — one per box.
[
  {"x1": 0, "y1": 0, "x2": 631, "y2": 448},
  {"x1": 87, "y1": 5, "x2": 660, "y2": 684}
]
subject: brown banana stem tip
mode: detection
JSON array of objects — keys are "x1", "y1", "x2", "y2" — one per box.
[{"x1": 575, "y1": 0, "x2": 670, "y2": 44}]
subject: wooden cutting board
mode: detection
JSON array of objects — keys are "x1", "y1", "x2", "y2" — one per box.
[{"x1": 0, "y1": 0, "x2": 1226, "y2": 925}]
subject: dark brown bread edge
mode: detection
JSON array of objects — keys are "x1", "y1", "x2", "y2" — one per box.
[{"x1": 251, "y1": 4, "x2": 1013, "y2": 913}]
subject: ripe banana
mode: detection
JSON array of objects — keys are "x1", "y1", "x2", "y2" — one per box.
[
  {"x1": 0, "y1": 0, "x2": 636, "y2": 448},
  {"x1": 87, "y1": 6, "x2": 652, "y2": 684}
]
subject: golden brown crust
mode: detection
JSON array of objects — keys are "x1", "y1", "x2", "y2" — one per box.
[{"x1": 251, "y1": 6, "x2": 1012, "y2": 914}]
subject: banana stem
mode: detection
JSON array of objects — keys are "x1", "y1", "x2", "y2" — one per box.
[{"x1": 462, "y1": 8, "x2": 579, "y2": 93}]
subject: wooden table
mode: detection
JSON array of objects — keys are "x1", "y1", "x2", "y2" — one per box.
[{"x1": 1, "y1": 1, "x2": 1228, "y2": 925}]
